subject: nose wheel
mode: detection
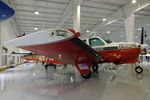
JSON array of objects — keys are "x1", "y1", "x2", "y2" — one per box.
[{"x1": 135, "y1": 66, "x2": 143, "y2": 74}]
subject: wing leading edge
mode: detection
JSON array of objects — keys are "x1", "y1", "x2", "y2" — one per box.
[{"x1": 5, "y1": 29, "x2": 102, "y2": 64}]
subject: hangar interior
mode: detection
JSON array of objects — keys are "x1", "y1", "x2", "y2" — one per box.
[{"x1": 0, "y1": 0, "x2": 150, "y2": 100}]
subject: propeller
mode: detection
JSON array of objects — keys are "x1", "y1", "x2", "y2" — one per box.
[
  {"x1": 141, "y1": 27, "x2": 144, "y2": 44},
  {"x1": 140, "y1": 27, "x2": 148, "y2": 62}
]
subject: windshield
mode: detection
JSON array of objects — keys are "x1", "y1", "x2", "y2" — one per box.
[
  {"x1": 56, "y1": 30, "x2": 74, "y2": 38},
  {"x1": 89, "y1": 38, "x2": 105, "y2": 47},
  {"x1": 102, "y1": 37, "x2": 113, "y2": 44}
]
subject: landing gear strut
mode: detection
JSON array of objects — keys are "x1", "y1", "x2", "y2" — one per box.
[
  {"x1": 135, "y1": 66, "x2": 143, "y2": 74},
  {"x1": 44, "y1": 64, "x2": 48, "y2": 70}
]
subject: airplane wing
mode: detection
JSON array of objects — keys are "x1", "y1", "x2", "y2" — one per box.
[
  {"x1": 5, "y1": 29, "x2": 102, "y2": 65},
  {"x1": 5, "y1": 29, "x2": 103, "y2": 77},
  {"x1": 0, "y1": 0, "x2": 15, "y2": 22}
]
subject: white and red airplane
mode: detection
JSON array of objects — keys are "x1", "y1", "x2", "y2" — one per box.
[{"x1": 5, "y1": 29, "x2": 143, "y2": 79}]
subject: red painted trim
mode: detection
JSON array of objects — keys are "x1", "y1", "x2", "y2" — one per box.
[
  {"x1": 68, "y1": 29, "x2": 80, "y2": 37},
  {"x1": 98, "y1": 48, "x2": 141, "y2": 64}
]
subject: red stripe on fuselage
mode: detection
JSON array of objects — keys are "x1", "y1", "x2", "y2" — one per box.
[{"x1": 98, "y1": 48, "x2": 141, "y2": 64}]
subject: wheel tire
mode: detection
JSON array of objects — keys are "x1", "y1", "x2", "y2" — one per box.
[
  {"x1": 135, "y1": 66, "x2": 143, "y2": 74},
  {"x1": 136, "y1": 73, "x2": 143, "y2": 80},
  {"x1": 92, "y1": 64, "x2": 98, "y2": 71},
  {"x1": 44, "y1": 65, "x2": 48, "y2": 70},
  {"x1": 53, "y1": 65, "x2": 56, "y2": 69},
  {"x1": 81, "y1": 71, "x2": 92, "y2": 79}
]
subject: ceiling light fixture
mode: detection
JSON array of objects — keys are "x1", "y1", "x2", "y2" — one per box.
[
  {"x1": 102, "y1": 18, "x2": 106, "y2": 21},
  {"x1": 131, "y1": 0, "x2": 136, "y2": 4},
  {"x1": 107, "y1": 31, "x2": 110, "y2": 34},
  {"x1": 137, "y1": 28, "x2": 141, "y2": 31},
  {"x1": 86, "y1": 30, "x2": 90, "y2": 33},
  {"x1": 34, "y1": 11, "x2": 39, "y2": 15},
  {"x1": 34, "y1": 28, "x2": 38, "y2": 30}
]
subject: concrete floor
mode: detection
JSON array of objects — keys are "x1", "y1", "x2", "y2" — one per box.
[{"x1": 0, "y1": 62, "x2": 150, "y2": 100}]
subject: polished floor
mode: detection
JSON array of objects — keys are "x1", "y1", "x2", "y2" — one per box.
[{"x1": 0, "y1": 62, "x2": 150, "y2": 100}]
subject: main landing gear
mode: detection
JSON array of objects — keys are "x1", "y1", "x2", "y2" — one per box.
[
  {"x1": 81, "y1": 71, "x2": 92, "y2": 79},
  {"x1": 80, "y1": 63, "x2": 99, "y2": 79},
  {"x1": 44, "y1": 63, "x2": 56, "y2": 70}
]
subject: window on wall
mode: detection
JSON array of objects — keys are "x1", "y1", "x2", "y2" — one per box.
[
  {"x1": 89, "y1": 38, "x2": 105, "y2": 47},
  {"x1": 2, "y1": 47, "x2": 8, "y2": 66},
  {"x1": 10, "y1": 51, "x2": 15, "y2": 65},
  {"x1": 17, "y1": 56, "x2": 20, "y2": 63}
]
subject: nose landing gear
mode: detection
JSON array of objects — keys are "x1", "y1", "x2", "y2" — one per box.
[
  {"x1": 135, "y1": 66, "x2": 143, "y2": 74},
  {"x1": 135, "y1": 66, "x2": 143, "y2": 80}
]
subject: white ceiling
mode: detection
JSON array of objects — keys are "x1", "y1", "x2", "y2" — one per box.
[{"x1": 7, "y1": 0, "x2": 150, "y2": 44}]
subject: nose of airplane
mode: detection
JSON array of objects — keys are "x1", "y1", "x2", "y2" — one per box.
[
  {"x1": 140, "y1": 43, "x2": 148, "y2": 49},
  {"x1": 118, "y1": 42, "x2": 141, "y2": 49}
]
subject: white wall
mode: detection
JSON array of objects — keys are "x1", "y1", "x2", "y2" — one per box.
[{"x1": 0, "y1": 20, "x2": 20, "y2": 66}]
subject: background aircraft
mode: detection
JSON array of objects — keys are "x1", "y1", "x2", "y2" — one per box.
[
  {"x1": 5, "y1": 29, "x2": 143, "y2": 79},
  {"x1": 22, "y1": 54, "x2": 64, "y2": 70}
]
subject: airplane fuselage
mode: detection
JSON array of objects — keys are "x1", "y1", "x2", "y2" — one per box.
[
  {"x1": 82, "y1": 37, "x2": 141, "y2": 65},
  {"x1": 97, "y1": 48, "x2": 140, "y2": 64}
]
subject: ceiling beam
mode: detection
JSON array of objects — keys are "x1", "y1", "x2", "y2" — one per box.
[
  {"x1": 16, "y1": 9, "x2": 62, "y2": 15},
  {"x1": 84, "y1": 0, "x2": 150, "y2": 37},
  {"x1": 16, "y1": 18, "x2": 58, "y2": 23},
  {"x1": 136, "y1": 15, "x2": 150, "y2": 25},
  {"x1": 57, "y1": 0, "x2": 85, "y2": 28},
  {"x1": 56, "y1": 0, "x2": 73, "y2": 28},
  {"x1": 7, "y1": 0, "x2": 20, "y2": 36}
]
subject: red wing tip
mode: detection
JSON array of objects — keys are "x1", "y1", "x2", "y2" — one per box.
[{"x1": 68, "y1": 28, "x2": 80, "y2": 37}]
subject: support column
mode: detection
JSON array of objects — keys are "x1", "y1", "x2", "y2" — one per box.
[
  {"x1": 124, "y1": 13, "x2": 135, "y2": 42},
  {"x1": 73, "y1": 0, "x2": 80, "y2": 32},
  {"x1": 124, "y1": 13, "x2": 138, "y2": 81},
  {"x1": 0, "y1": 23, "x2": 2, "y2": 66}
]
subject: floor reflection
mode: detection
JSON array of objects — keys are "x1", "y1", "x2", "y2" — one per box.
[
  {"x1": 0, "y1": 61, "x2": 150, "y2": 100},
  {"x1": 0, "y1": 74, "x2": 5, "y2": 92}
]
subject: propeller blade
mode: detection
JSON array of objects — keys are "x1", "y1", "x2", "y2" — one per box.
[{"x1": 141, "y1": 27, "x2": 144, "y2": 44}]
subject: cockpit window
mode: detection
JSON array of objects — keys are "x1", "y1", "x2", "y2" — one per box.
[
  {"x1": 56, "y1": 30, "x2": 67, "y2": 37},
  {"x1": 102, "y1": 38, "x2": 113, "y2": 44},
  {"x1": 89, "y1": 38, "x2": 105, "y2": 47},
  {"x1": 56, "y1": 30, "x2": 73, "y2": 38}
]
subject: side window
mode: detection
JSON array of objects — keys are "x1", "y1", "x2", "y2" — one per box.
[{"x1": 89, "y1": 38, "x2": 105, "y2": 47}]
